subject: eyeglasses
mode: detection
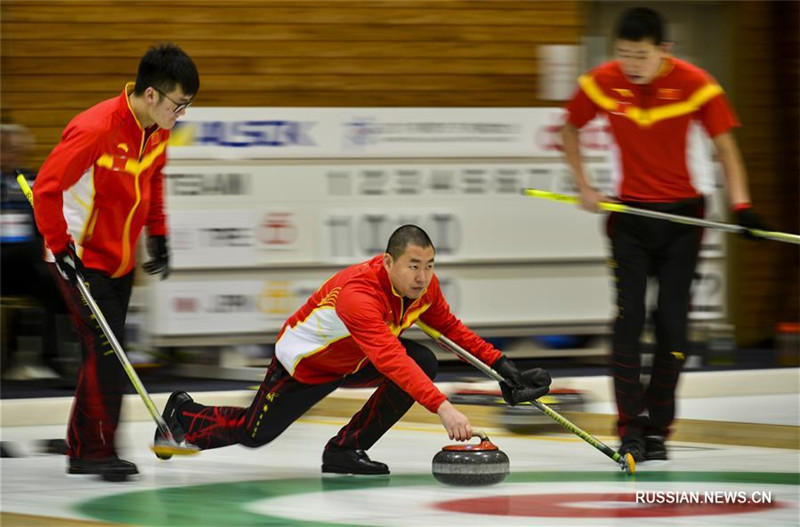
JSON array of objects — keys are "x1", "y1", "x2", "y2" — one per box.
[{"x1": 153, "y1": 87, "x2": 193, "y2": 114}]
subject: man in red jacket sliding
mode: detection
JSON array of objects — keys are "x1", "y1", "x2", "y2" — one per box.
[
  {"x1": 33, "y1": 43, "x2": 199, "y2": 481},
  {"x1": 157, "y1": 224, "x2": 551, "y2": 475}
]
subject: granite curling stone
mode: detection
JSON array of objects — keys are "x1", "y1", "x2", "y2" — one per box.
[{"x1": 432, "y1": 431, "x2": 509, "y2": 486}]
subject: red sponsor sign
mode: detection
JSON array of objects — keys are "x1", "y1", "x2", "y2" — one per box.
[{"x1": 258, "y1": 212, "x2": 297, "y2": 246}]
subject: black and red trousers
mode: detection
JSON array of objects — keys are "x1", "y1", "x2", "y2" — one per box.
[
  {"x1": 607, "y1": 198, "x2": 705, "y2": 441},
  {"x1": 178, "y1": 338, "x2": 438, "y2": 453},
  {"x1": 54, "y1": 265, "x2": 133, "y2": 460}
]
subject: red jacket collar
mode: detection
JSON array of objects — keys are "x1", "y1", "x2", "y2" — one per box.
[
  {"x1": 118, "y1": 82, "x2": 160, "y2": 134},
  {"x1": 370, "y1": 255, "x2": 401, "y2": 301}
]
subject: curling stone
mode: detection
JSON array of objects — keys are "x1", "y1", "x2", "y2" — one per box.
[
  {"x1": 432, "y1": 431, "x2": 509, "y2": 486},
  {"x1": 500, "y1": 389, "x2": 586, "y2": 434}
]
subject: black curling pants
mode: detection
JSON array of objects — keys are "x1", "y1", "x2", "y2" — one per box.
[
  {"x1": 178, "y1": 338, "x2": 439, "y2": 452},
  {"x1": 55, "y1": 266, "x2": 134, "y2": 459},
  {"x1": 608, "y1": 198, "x2": 704, "y2": 441}
]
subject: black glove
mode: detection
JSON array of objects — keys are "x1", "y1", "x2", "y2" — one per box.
[
  {"x1": 493, "y1": 356, "x2": 552, "y2": 405},
  {"x1": 142, "y1": 235, "x2": 170, "y2": 279},
  {"x1": 492, "y1": 355, "x2": 523, "y2": 386},
  {"x1": 54, "y1": 243, "x2": 85, "y2": 285},
  {"x1": 735, "y1": 206, "x2": 767, "y2": 240},
  {"x1": 500, "y1": 368, "x2": 552, "y2": 405}
]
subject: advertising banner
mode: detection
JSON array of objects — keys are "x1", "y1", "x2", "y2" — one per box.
[
  {"x1": 148, "y1": 265, "x2": 614, "y2": 336},
  {"x1": 151, "y1": 107, "x2": 727, "y2": 340},
  {"x1": 168, "y1": 107, "x2": 610, "y2": 159},
  {"x1": 149, "y1": 255, "x2": 723, "y2": 337}
]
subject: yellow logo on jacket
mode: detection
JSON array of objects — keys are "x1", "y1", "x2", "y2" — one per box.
[{"x1": 96, "y1": 141, "x2": 166, "y2": 176}]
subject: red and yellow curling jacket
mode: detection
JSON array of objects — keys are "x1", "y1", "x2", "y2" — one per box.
[
  {"x1": 565, "y1": 57, "x2": 739, "y2": 202},
  {"x1": 275, "y1": 255, "x2": 502, "y2": 413},
  {"x1": 33, "y1": 83, "x2": 168, "y2": 277}
]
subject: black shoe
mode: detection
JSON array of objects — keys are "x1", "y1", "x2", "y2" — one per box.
[
  {"x1": 322, "y1": 448, "x2": 390, "y2": 476},
  {"x1": 68, "y1": 456, "x2": 139, "y2": 482},
  {"x1": 619, "y1": 436, "x2": 645, "y2": 462},
  {"x1": 644, "y1": 435, "x2": 668, "y2": 460},
  {"x1": 41, "y1": 438, "x2": 69, "y2": 455},
  {"x1": 154, "y1": 391, "x2": 193, "y2": 460}
]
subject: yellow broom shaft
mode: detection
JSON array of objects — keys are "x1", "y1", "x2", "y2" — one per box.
[{"x1": 524, "y1": 188, "x2": 800, "y2": 245}]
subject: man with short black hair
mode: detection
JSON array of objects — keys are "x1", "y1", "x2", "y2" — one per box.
[
  {"x1": 562, "y1": 7, "x2": 763, "y2": 462},
  {"x1": 158, "y1": 225, "x2": 551, "y2": 475},
  {"x1": 33, "y1": 43, "x2": 199, "y2": 481}
]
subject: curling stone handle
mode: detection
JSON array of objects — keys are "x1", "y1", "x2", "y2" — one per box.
[
  {"x1": 473, "y1": 430, "x2": 499, "y2": 449},
  {"x1": 473, "y1": 430, "x2": 489, "y2": 442}
]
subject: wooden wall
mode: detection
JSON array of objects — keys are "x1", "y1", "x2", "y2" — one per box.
[
  {"x1": 0, "y1": 0, "x2": 583, "y2": 165},
  {"x1": 729, "y1": 1, "x2": 799, "y2": 344}
]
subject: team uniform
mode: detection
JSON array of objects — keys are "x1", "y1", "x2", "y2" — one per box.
[
  {"x1": 33, "y1": 83, "x2": 169, "y2": 460},
  {"x1": 177, "y1": 254, "x2": 502, "y2": 452},
  {"x1": 565, "y1": 57, "x2": 739, "y2": 442}
]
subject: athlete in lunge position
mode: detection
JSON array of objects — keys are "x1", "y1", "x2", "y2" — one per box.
[
  {"x1": 33, "y1": 43, "x2": 199, "y2": 481},
  {"x1": 157, "y1": 225, "x2": 551, "y2": 475},
  {"x1": 562, "y1": 7, "x2": 764, "y2": 462}
]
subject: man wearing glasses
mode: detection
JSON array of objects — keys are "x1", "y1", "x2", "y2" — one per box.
[{"x1": 32, "y1": 43, "x2": 199, "y2": 481}]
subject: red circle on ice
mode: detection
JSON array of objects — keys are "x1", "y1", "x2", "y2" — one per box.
[{"x1": 434, "y1": 493, "x2": 781, "y2": 518}]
